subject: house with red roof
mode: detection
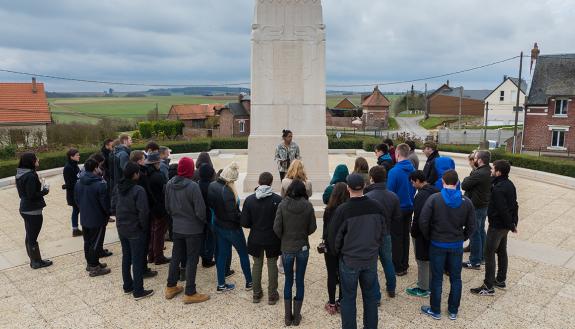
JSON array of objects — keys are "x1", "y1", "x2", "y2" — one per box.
[
  {"x1": 0, "y1": 78, "x2": 51, "y2": 146},
  {"x1": 362, "y1": 86, "x2": 390, "y2": 128}
]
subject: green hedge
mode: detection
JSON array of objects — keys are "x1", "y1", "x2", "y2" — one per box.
[
  {"x1": 211, "y1": 138, "x2": 248, "y2": 149},
  {"x1": 329, "y1": 138, "x2": 364, "y2": 149},
  {"x1": 138, "y1": 120, "x2": 184, "y2": 139},
  {"x1": 492, "y1": 150, "x2": 575, "y2": 178}
]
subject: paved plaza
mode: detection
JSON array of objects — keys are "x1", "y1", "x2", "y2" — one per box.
[{"x1": 1, "y1": 152, "x2": 575, "y2": 328}]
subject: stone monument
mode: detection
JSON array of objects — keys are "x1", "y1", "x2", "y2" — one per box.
[{"x1": 245, "y1": 0, "x2": 330, "y2": 192}]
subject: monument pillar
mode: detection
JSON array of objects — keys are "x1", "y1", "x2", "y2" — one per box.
[{"x1": 245, "y1": 0, "x2": 330, "y2": 192}]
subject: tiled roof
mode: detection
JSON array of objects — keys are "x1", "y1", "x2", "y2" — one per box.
[
  {"x1": 362, "y1": 87, "x2": 390, "y2": 107},
  {"x1": 439, "y1": 87, "x2": 491, "y2": 101},
  {"x1": 334, "y1": 97, "x2": 357, "y2": 109},
  {"x1": 527, "y1": 54, "x2": 575, "y2": 105},
  {"x1": 167, "y1": 104, "x2": 224, "y2": 120},
  {"x1": 0, "y1": 83, "x2": 51, "y2": 124},
  {"x1": 222, "y1": 102, "x2": 250, "y2": 116}
]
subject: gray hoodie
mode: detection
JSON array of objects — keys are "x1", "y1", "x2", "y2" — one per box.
[{"x1": 165, "y1": 175, "x2": 206, "y2": 235}]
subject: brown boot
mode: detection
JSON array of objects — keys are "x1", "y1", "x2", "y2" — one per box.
[
  {"x1": 268, "y1": 291, "x2": 279, "y2": 305},
  {"x1": 165, "y1": 286, "x2": 184, "y2": 300},
  {"x1": 183, "y1": 293, "x2": 210, "y2": 304}
]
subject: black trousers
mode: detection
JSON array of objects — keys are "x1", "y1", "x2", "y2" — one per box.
[
  {"x1": 21, "y1": 213, "x2": 43, "y2": 251},
  {"x1": 391, "y1": 209, "x2": 413, "y2": 273},
  {"x1": 324, "y1": 253, "x2": 342, "y2": 304},
  {"x1": 83, "y1": 226, "x2": 105, "y2": 267},
  {"x1": 167, "y1": 233, "x2": 204, "y2": 295},
  {"x1": 484, "y1": 227, "x2": 509, "y2": 289}
]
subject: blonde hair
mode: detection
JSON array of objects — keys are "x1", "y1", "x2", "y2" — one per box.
[{"x1": 286, "y1": 159, "x2": 307, "y2": 181}]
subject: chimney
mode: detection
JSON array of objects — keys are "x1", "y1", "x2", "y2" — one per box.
[
  {"x1": 503, "y1": 75, "x2": 507, "y2": 82},
  {"x1": 446, "y1": 80, "x2": 450, "y2": 87},
  {"x1": 32, "y1": 77, "x2": 37, "y2": 93}
]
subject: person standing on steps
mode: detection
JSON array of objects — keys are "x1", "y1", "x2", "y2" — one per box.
[
  {"x1": 63, "y1": 148, "x2": 82, "y2": 237},
  {"x1": 462, "y1": 150, "x2": 492, "y2": 270},
  {"x1": 275, "y1": 129, "x2": 301, "y2": 181},
  {"x1": 164, "y1": 157, "x2": 210, "y2": 304},
  {"x1": 333, "y1": 173, "x2": 385, "y2": 329},
  {"x1": 112, "y1": 162, "x2": 154, "y2": 300},
  {"x1": 75, "y1": 159, "x2": 111, "y2": 277},
  {"x1": 470, "y1": 160, "x2": 518, "y2": 296},
  {"x1": 16, "y1": 152, "x2": 53, "y2": 269},
  {"x1": 419, "y1": 170, "x2": 475, "y2": 321},
  {"x1": 274, "y1": 179, "x2": 317, "y2": 326},
  {"x1": 241, "y1": 172, "x2": 283, "y2": 305},
  {"x1": 386, "y1": 143, "x2": 416, "y2": 276}
]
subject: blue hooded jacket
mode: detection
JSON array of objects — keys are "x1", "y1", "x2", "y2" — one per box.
[
  {"x1": 433, "y1": 157, "x2": 456, "y2": 190},
  {"x1": 386, "y1": 159, "x2": 415, "y2": 210}
]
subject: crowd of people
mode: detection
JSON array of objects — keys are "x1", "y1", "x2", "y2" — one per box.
[{"x1": 14, "y1": 129, "x2": 519, "y2": 328}]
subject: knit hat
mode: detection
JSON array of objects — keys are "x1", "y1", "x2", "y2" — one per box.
[
  {"x1": 177, "y1": 157, "x2": 195, "y2": 178},
  {"x1": 220, "y1": 162, "x2": 239, "y2": 182}
]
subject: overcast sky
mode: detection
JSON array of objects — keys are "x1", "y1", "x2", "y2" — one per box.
[{"x1": 0, "y1": 0, "x2": 573, "y2": 92}]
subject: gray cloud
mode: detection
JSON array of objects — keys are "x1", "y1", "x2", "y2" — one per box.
[{"x1": 0, "y1": 0, "x2": 573, "y2": 92}]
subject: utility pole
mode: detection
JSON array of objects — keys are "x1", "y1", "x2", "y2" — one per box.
[
  {"x1": 406, "y1": 90, "x2": 409, "y2": 113},
  {"x1": 458, "y1": 86, "x2": 463, "y2": 130},
  {"x1": 512, "y1": 52, "x2": 524, "y2": 154},
  {"x1": 424, "y1": 83, "x2": 428, "y2": 119},
  {"x1": 483, "y1": 101, "x2": 489, "y2": 145}
]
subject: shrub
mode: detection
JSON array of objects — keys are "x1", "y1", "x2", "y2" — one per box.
[
  {"x1": 211, "y1": 138, "x2": 248, "y2": 149},
  {"x1": 0, "y1": 145, "x2": 16, "y2": 160},
  {"x1": 138, "y1": 121, "x2": 184, "y2": 139},
  {"x1": 491, "y1": 150, "x2": 575, "y2": 178},
  {"x1": 328, "y1": 138, "x2": 363, "y2": 149},
  {"x1": 47, "y1": 123, "x2": 117, "y2": 146}
]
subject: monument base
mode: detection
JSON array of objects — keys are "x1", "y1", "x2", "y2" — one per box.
[{"x1": 245, "y1": 134, "x2": 330, "y2": 193}]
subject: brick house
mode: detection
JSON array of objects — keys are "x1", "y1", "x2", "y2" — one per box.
[
  {"x1": 215, "y1": 95, "x2": 251, "y2": 137},
  {"x1": 326, "y1": 97, "x2": 360, "y2": 128},
  {"x1": 167, "y1": 104, "x2": 224, "y2": 137},
  {"x1": 523, "y1": 54, "x2": 575, "y2": 152},
  {"x1": 361, "y1": 86, "x2": 390, "y2": 128},
  {"x1": 427, "y1": 81, "x2": 490, "y2": 116},
  {"x1": 0, "y1": 78, "x2": 51, "y2": 146}
]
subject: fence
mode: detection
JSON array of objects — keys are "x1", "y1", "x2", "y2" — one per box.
[
  {"x1": 326, "y1": 128, "x2": 427, "y2": 143},
  {"x1": 438, "y1": 128, "x2": 515, "y2": 146}
]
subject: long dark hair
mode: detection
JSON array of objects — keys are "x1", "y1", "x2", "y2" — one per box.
[
  {"x1": 326, "y1": 182, "x2": 349, "y2": 211},
  {"x1": 353, "y1": 157, "x2": 369, "y2": 174},
  {"x1": 18, "y1": 152, "x2": 37, "y2": 170},
  {"x1": 196, "y1": 152, "x2": 213, "y2": 169},
  {"x1": 286, "y1": 179, "x2": 308, "y2": 200}
]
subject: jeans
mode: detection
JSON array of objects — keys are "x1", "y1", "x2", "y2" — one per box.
[
  {"x1": 71, "y1": 205, "x2": 80, "y2": 229},
  {"x1": 119, "y1": 232, "x2": 146, "y2": 295},
  {"x1": 83, "y1": 226, "x2": 105, "y2": 267},
  {"x1": 201, "y1": 224, "x2": 215, "y2": 262},
  {"x1": 339, "y1": 260, "x2": 379, "y2": 329},
  {"x1": 484, "y1": 227, "x2": 509, "y2": 289},
  {"x1": 469, "y1": 207, "x2": 488, "y2": 265},
  {"x1": 252, "y1": 250, "x2": 278, "y2": 295},
  {"x1": 214, "y1": 225, "x2": 252, "y2": 286},
  {"x1": 429, "y1": 245, "x2": 463, "y2": 315},
  {"x1": 391, "y1": 209, "x2": 413, "y2": 273},
  {"x1": 375, "y1": 235, "x2": 396, "y2": 302},
  {"x1": 148, "y1": 214, "x2": 168, "y2": 262},
  {"x1": 324, "y1": 253, "x2": 341, "y2": 304},
  {"x1": 283, "y1": 249, "x2": 309, "y2": 301},
  {"x1": 21, "y1": 213, "x2": 43, "y2": 251},
  {"x1": 167, "y1": 233, "x2": 204, "y2": 295}
]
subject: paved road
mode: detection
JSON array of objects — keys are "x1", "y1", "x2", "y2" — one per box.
[{"x1": 394, "y1": 115, "x2": 430, "y2": 139}]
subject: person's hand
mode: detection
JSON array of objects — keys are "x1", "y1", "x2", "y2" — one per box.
[{"x1": 511, "y1": 227, "x2": 518, "y2": 234}]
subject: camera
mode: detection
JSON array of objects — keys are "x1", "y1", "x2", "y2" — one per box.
[{"x1": 317, "y1": 241, "x2": 327, "y2": 254}]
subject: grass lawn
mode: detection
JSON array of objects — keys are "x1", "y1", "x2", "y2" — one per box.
[
  {"x1": 397, "y1": 112, "x2": 424, "y2": 117},
  {"x1": 419, "y1": 116, "x2": 479, "y2": 130},
  {"x1": 388, "y1": 117, "x2": 399, "y2": 130}
]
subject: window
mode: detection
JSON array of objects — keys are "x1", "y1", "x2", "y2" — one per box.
[
  {"x1": 191, "y1": 119, "x2": 206, "y2": 128},
  {"x1": 551, "y1": 130, "x2": 565, "y2": 148},
  {"x1": 555, "y1": 99, "x2": 568, "y2": 115},
  {"x1": 510, "y1": 90, "x2": 516, "y2": 102},
  {"x1": 499, "y1": 91, "x2": 505, "y2": 102},
  {"x1": 239, "y1": 120, "x2": 245, "y2": 133}
]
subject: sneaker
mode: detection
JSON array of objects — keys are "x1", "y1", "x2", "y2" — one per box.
[
  {"x1": 462, "y1": 262, "x2": 481, "y2": 270},
  {"x1": 216, "y1": 283, "x2": 235, "y2": 293},
  {"x1": 494, "y1": 280, "x2": 506, "y2": 289},
  {"x1": 245, "y1": 282, "x2": 254, "y2": 291},
  {"x1": 406, "y1": 287, "x2": 429, "y2": 297},
  {"x1": 134, "y1": 289, "x2": 154, "y2": 300},
  {"x1": 123, "y1": 288, "x2": 133, "y2": 295},
  {"x1": 89, "y1": 266, "x2": 111, "y2": 277},
  {"x1": 421, "y1": 306, "x2": 441, "y2": 320},
  {"x1": 225, "y1": 269, "x2": 235, "y2": 278},
  {"x1": 72, "y1": 229, "x2": 83, "y2": 237},
  {"x1": 387, "y1": 290, "x2": 396, "y2": 298},
  {"x1": 449, "y1": 312, "x2": 457, "y2": 320},
  {"x1": 183, "y1": 293, "x2": 210, "y2": 304},
  {"x1": 143, "y1": 269, "x2": 158, "y2": 279},
  {"x1": 325, "y1": 303, "x2": 337, "y2": 315},
  {"x1": 99, "y1": 249, "x2": 113, "y2": 258},
  {"x1": 85, "y1": 263, "x2": 107, "y2": 272},
  {"x1": 253, "y1": 291, "x2": 263, "y2": 303},
  {"x1": 470, "y1": 284, "x2": 495, "y2": 296}
]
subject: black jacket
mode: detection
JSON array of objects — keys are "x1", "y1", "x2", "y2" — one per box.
[
  {"x1": 241, "y1": 186, "x2": 282, "y2": 257},
  {"x1": 488, "y1": 176, "x2": 519, "y2": 231},
  {"x1": 101, "y1": 146, "x2": 111, "y2": 182},
  {"x1": 145, "y1": 165, "x2": 167, "y2": 217},
  {"x1": 207, "y1": 179, "x2": 241, "y2": 230},
  {"x1": 411, "y1": 184, "x2": 439, "y2": 261},
  {"x1": 461, "y1": 164, "x2": 492, "y2": 209},
  {"x1": 75, "y1": 172, "x2": 110, "y2": 228},
  {"x1": 111, "y1": 145, "x2": 130, "y2": 188},
  {"x1": 16, "y1": 169, "x2": 48, "y2": 212},
  {"x1": 63, "y1": 159, "x2": 80, "y2": 207},
  {"x1": 364, "y1": 182, "x2": 399, "y2": 234},
  {"x1": 333, "y1": 196, "x2": 385, "y2": 269},
  {"x1": 273, "y1": 196, "x2": 317, "y2": 253},
  {"x1": 419, "y1": 192, "x2": 475, "y2": 244},
  {"x1": 112, "y1": 180, "x2": 149, "y2": 238},
  {"x1": 423, "y1": 150, "x2": 440, "y2": 186}
]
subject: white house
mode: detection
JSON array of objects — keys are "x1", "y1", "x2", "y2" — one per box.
[{"x1": 483, "y1": 76, "x2": 527, "y2": 126}]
